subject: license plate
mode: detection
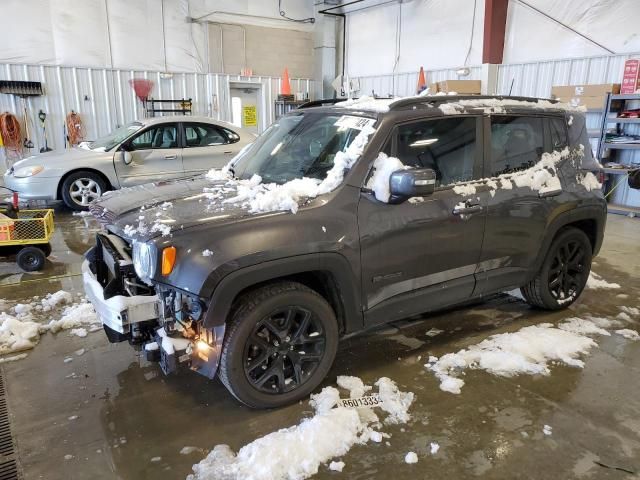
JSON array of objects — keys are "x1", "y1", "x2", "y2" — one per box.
[{"x1": 337, "y1": 395, "x2": 382, "y2": 409}]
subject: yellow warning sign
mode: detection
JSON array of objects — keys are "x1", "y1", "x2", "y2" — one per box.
[{"x1": 243, "y1": 105, "x2": 257, "y2": 127}]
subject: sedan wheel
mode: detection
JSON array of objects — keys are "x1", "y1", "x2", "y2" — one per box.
[
  {"x1": 69, "y1": 178, "x2": 102, "y2": 206},
  {"x1": 61, "y1": 171, "x2": 108, "y2": 211}
]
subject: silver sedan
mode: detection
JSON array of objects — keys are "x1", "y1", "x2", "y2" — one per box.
[{"x1": 4, "y1": 116, "x2": 254, "y2": 210}]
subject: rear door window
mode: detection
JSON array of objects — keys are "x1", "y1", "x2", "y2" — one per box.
[
  {"x1": 489, "y1": 116, "x2": 568, "y2": 176},
  {"x1": 392, "y1": 116, "x2": 480, "y2": 187},
  {"x1": 184, "y1": 123, "x2": 229, "y2": 147}
]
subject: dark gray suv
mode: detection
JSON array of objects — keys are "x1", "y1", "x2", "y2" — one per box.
[{"x1": 83, "y1": 95, "x2": 606, "y2": 408}]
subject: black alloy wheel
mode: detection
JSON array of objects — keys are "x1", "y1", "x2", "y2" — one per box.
[
  {"x1": 521, "y1": 227, "x2": 592, "y2": 310},
  {"x1": 218, "y1": 281, "x2": 339, "y2": 408},
  {"x1": 243, "y1": 306, "x2": 326, "y2": 394},
  {"x1": 547, "y1": 239, "x2": 587, "y2": 302}
]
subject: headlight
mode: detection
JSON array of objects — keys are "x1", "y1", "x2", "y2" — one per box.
[
  {"x1": 132, "y1": 241, "x2": 157, "y2": 285},
  {"x1": 13, "y1": 165, "x2": 44, "y2": 178}
]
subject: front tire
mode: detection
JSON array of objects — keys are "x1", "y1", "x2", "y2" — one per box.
[
  {"x1": 521, "y1": 227, "x2": 592, "y2": 310},
  {"x1": 61, "y1": 171, "x2": 107, "y2": 211},
  {"x1": 218, "y1": 281, "x2": 339, "y2": 409}
]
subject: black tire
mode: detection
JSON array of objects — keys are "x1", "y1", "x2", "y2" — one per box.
[
  {"x1": 16, "y1": 246, "x2": 46, "y2": 272},
  {"x1": 61, "y1": 171, "x2": 107, "y2": 211},
  {"x1": 218, "y1": 281, "x2": 339, "y2": 409},
  {"x1": 521, "y1": 227, "x2": 592, "y2": 310}
]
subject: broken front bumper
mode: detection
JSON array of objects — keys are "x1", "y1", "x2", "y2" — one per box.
[{"x1": 82, "y1": 259, "x2": 159, "y2": 334}]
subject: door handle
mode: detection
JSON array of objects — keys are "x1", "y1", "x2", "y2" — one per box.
[
  {"x1": 223, "y1": 151, "x2": 233, "y2": 154},
  {"x1": 453, "y1": 201, "x2": 482, "y2": 215},
  {"x1": 164, "y1": 154, "x2": 177, "y2": 160}
]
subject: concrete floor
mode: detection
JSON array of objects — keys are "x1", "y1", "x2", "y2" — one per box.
[{"x1": 1, "y1": 211, "x2": 639, "y2": 480}]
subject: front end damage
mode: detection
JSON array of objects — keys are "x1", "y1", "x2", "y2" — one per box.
[{"x1": 82, "y1": 232, "x2": 224, "y2": 378}]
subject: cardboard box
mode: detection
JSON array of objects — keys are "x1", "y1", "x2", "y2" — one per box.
[
  {"x1": 566, "y1": 96, "x2": 607, "y2": 110},
  {"x1": 428, "y1": 83, "x2": 439, "y2": 94},
  {"x1": 621, "y1": 59, "x2": 640, "y2": 94},
  {"x1": 551, "y1": 83, "x2": 620, "y2": 98},
  {"x1": 437, "y1": 80, "x2": 481, "y2": 94}
]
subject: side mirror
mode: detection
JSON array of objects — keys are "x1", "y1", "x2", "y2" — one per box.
[
  {"x1": 389, "y1": 168, "x2": 436, "y2": 203},
  {"x1": 118, "y1": 150, "x2": 133, "y2": 165}
]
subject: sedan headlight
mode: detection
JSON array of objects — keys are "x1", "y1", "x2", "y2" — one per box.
[
  {"x1": 132, "y1": 241, "x2": 157, "y2": 285},
  {"x1": 13, "y1": 165, "x2": 44, "y2": 178}
]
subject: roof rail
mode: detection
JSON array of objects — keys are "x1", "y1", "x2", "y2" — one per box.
[
  {"x1": 297, "y1": 98, "x2": 348, "y2": 109},
  {"x1": 389, "y1": 95, "x2": 559, "y2": 110}
]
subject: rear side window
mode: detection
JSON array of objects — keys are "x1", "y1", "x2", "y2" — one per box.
[
  {"x1": 490, "y1": 116, "x2": 569, "y2": 176},
  {"x1": 184, "y1": 123, "x2": 229, "y2": 148},
  {"x1": 394, "y1": 117, "x2": 478, "y2": 187},
  {"x1": 490, "y1": 116, "x2": 544, "y2": 176}
]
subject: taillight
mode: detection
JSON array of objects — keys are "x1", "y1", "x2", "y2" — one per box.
[
  {"x1": 12, "y1": 192, "x2": 18, "y2": 209},
  {"x1": 596, "y1": 171, "x2": 605, "y2": 185}
]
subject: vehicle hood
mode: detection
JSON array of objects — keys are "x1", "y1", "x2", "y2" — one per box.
[
  {"x1": 11, "y1": 147, "x2": 112, "y2": 171},
  {"x1": 94, "y1": 177, "x2": 262, "y2": 240}
]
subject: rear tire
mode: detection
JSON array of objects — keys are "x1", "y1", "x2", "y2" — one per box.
[
  {"x1": 61, "y1": 171, "x2": 107, "y2": 211},
  {"x1": 218, "y1": 281, "x2": 339, "y2": 409},
  {"x1": 16, "y1": 246, "x2": 46, "y2": 272},
  {"x1": 521, "y1": 227, "x2": 592, "y2": 310}
]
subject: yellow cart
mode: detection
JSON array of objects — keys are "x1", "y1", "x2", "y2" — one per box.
[{"x1": 0, "y1": 205, "x2": 55, "y2": 272}]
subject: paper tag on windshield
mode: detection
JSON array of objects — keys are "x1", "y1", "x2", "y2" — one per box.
[{"x1": 334, "y1": 115, "x2": 376, "y2": 130}]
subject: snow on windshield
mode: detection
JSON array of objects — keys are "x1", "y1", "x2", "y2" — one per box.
[{"x1": 204, "y1": 123, "x2": 376, "y2": 214}]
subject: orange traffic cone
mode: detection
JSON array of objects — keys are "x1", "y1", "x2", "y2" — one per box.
[
  {"x1": 416, "y1": 66, "x2": 427, "y2": 94},
  {"x1": 280, "y1": 68, "x2": 292, "y2": 97}
]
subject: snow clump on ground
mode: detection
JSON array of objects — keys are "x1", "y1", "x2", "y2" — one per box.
[
  {"x1": 187, "y1": 376, "x2": 414, "y2": 480},
  {"x1": 0, "y1": 293, "x2": 100, "y2": 359},
  {"x1": 586, "y1": 271, "x2": 621, "y2": 290},
  {"x1": 426, "y1": 320, "x2": 603, "y2": 394}
]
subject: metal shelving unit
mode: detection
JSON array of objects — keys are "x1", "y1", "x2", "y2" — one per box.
[
  {"x1": 597, "y1": 93, "x2": 640, "y2": 158},
  {"x1": 596, "y1": 93, "x2": 640, "y2": 216}
]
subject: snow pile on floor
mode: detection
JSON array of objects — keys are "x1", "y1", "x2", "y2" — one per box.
[
  {"x1": 426, "y1": 320, "x2": 601, "y2": 394},
  {"x1": 365, "y1": 153, "x2": 407, "y2": 202},
  {"x1": 404, "y1": 452, "x2": 418, "y2": 464},
  {"x1": 0, "y1": 313, "x2": 41, "y2": 354},
  {"x1": 202, "y1": 124, "x2": 376, "y2": 215},
  {"x1": 45, "y1": 302, "x2": 99, "y2": 333},
  {"x1": 615, "y1": 329, "x2": 640, "y2": 340},
  {"x1": 0, "y1": 294, "x2": 100, "y2": 359},
  {"x1": 40, "y1": 290, "x2": 74, "y2": 311},
  {"x1": 586, "y1": 271, "x2": 621, "y2": 290},
  {"x1": 187, "y1": 377, "x2": 414, "y2": 480}
]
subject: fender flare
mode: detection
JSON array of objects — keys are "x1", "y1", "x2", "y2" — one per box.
[
  {"x1": 202, "y1": 253, "x2": 363, "y2": 333},
  {"x1": 528, "y1": 204, "x2": 606, "y2": 282}
]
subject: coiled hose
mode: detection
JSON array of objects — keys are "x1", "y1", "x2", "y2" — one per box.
[{"x1": 0, "y1": 112, "x2": 22, "y2": 152}]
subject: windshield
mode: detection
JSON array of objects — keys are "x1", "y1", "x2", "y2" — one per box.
[
  {"x1": 232, "y1": 112, "x2": 372, "y2": 184},
  {"x1": 89, "y1": 122, "x2": 143, "y2": 151}
]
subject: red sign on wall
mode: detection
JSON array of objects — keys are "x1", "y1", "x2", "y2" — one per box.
[{"x1": 621, "y1": 59, "x2": 640, "y2": 94}]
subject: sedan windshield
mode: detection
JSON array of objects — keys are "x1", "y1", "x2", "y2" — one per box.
[
  {"x1": 89, "y1": 122, "x2": 143, "y2": 151},
  {"x1": 232, "y1": 112, "x2": 371, "y2": 184}
]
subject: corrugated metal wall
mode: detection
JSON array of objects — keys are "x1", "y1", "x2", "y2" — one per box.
[
  {"x1": 497, "y1": 53, "x2": 640, "y2": 208},
  {"x1": 354, "y1": 66, "x2": 483, "y2": 98},
  {"x1": 0, "y1": 63, "x2": 314, "y2": 155}
]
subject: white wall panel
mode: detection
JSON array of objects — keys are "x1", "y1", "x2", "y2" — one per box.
[
  {"x1": 346, "y1": 0, "x2": 484, "y2": 77},
  {"x1": 0, "y1": 63, "x2": 314, "y2": 156}
]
